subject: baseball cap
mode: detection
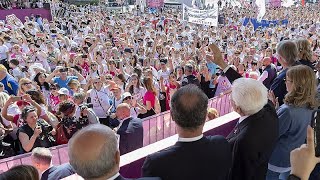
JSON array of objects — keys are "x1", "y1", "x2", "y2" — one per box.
[
  {"x1": 122, "y1": 92, "x2": 132, "y2": 100},
  {"x1": 58, "y1": 88, "x2": 69, "y2": 96}
]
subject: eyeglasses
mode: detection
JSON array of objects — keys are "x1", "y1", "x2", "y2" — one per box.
[
  {"x1": 50, "y1": 87, "x2": 57, "y2": 90},
  {"x1": 93, "y1": 81, "x2": 101, "y2": 84},
  {"x1": 22, "y1": 82, "x2": 32, "y2": 86},
  {"x1": 91, "y1": 64, "x2": 98, "y2": 67}
]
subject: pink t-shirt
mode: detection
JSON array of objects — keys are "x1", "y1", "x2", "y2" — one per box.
[{"x1": 143, "y1": 91, "x2": 155, "y2": 108}]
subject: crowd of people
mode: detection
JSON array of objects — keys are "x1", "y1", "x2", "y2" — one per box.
[
  {"x1": 0, "y1": 0, "x2": 46, "y2": 9},
  {"x1": 0, "y1": 0, "x2": 319, "y2": 179}
]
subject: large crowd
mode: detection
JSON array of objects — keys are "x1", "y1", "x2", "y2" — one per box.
[{"x1": 0, "y1": 1, "x2": 320, "y2": 180}]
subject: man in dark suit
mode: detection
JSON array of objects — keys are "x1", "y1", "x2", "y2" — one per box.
[
  {"x1": 68, "y1": 124, "x2": 160, "y2": 180},
  {"x1": 208, "y1": 44, "x2": 279, "y2": 180},
  {"x1": 115, "y1": 103, "x2": 143, "y2": 155},
  {"x1": 142, "y1": 85, "x2": 232, "y2": 180},
  {"x1": 31, "y1": 147, "x2": 75, "y2": 180}
]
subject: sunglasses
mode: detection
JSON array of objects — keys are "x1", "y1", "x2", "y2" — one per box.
[
  {"x1": 50, "y1": 87, "x2": 57, "y2": 90},
  {"x1": 22, "y1": 82, "x2": 32, "y2": 86},
  {"x1": 93, "y1": 81, "x2": 101, "y2": 84},
  {"x1": 123, "y1": 96, "x2": 132, "y2": 101}
]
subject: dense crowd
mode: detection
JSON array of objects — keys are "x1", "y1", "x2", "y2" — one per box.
[{"x1": 0, "y1": 1, "x2": 320, "y2": 179}]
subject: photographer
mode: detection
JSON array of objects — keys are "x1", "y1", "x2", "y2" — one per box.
[
  {"x1": 58, "y1": 100, "x2": 99, "y2": 140},
  {"x1": 18, "y1": 106, "x2": 56, "y2": 153}
]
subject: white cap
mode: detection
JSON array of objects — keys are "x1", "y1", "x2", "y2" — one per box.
[
  {"x1": 122, "y1": 92, "x2": 132, "y2": 100},
  {"x1": 58, "y1": 88, "x2": 69, "y2": 96}
]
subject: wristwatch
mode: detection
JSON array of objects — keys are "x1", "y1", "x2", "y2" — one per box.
[{"x1": 287, "y1": 174, "x2": 301, "y2": 180}]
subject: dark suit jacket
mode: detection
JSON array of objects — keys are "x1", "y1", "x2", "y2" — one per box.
[
  {"x1": 270, "y1": 68, "x2": 287, "y2": 105},
  {"x1": 117, "y1": 117, "x2": 143, "y2": 155},
  {"x1": 115, "y1": 174, "x2": 161, "y2": 180},
  {"x1": 142, "y1": 136, "x2": 232, "y2": 180},
  {"x1": 227, "y1": 103, "x2": 279, "y2": 180},
  {"x1": 41, "y1": 163, "x2": 75, "y2": 180}
]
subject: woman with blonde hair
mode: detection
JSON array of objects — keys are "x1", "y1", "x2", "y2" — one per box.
[
  {"x1": 267, "y1": 65, "x2": 318, "y2": 179},
  {"x1": 295, "y1": 38, "x2": 314, "y2": 69},
  {"x1": 18, "y1": 78, "x2": 36, "y2": 96}
]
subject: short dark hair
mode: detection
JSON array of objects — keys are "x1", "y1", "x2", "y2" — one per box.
[
  {"x1": 21, "y1": 106, "x2": 36, "y2": 120},
  {"x1": 9, "y1": 59, "x2": 19, "y2": 66},
  {"x1": 170, "y1": 85, "x2": 208, "y2": 130}
]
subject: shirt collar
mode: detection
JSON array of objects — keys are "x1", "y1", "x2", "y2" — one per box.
[
  {"x1": 107, "y1": 172, "x2": 120, "y2": 180},
  {"x1": 178, "y1": 134, "x2": 203, "y2": 142},
  {"x1": 238, "y1": 115, "x2": 249, "y2": 124}
]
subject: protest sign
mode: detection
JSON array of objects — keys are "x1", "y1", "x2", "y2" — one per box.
[{"x1": 182, "y1": 4, "x2": 218, "y2": 26}]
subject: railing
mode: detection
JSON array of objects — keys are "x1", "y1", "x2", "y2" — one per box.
[{"x1": 0, "y1": 93, "x2": 232, "y2": 173}]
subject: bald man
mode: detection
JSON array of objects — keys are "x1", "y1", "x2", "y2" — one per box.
[
  {"x1": 115, "y1": 103, "x2": 143, "y2": 155},
  {"x1": 258, "y1": 57, "x2": 277, "y2": 89},
  {"x1": 68, "y1": 124, "x2": 159, "y2": 180}
]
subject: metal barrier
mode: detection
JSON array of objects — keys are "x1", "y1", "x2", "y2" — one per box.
[{"x1": 0, "y1": 92, "x2": 232, "y2": 173}]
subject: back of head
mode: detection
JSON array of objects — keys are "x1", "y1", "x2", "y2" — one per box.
[
  {"x1": 284, "y1": 65, "x2": 317, "y2": 109},
  {"x1": 31, "y1": 147, "x2": 52, "y2": 168},
  {"x1": 295, "y1": 38, "x2": 312, "y2": 61},
  {"x1": 277, "y1": 40, "x2": 298, "y2": 67},
  {"x1": 170, "y1": 85, "x2": 208, "y2": 130},
  {"x1": 68, "y1": 124, "x2": 119, "y2": 179},
  {"x1": 231, "y1": 78, "x2": 268, "y2": 116},
  {"x1": 0, "y1": 165, "x2": 39, "y2": 180}
]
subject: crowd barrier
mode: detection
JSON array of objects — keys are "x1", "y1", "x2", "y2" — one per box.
[
  {"x1": 0, "y1": 8, "x2": 52, "y2": 21},
  {"x1": 0, "y1": 93, "x2": 232, "y2": 173}
]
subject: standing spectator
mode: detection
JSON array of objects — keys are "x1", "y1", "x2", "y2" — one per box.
[
  {"x1": 46, "y1": 67, "x2": 85, "y2": 89},
  {"x1": 142, "y1": 85, "x2": 232, "y2": 180},
  {"x1": 31, "y1": 147, "x2": 75, "y2": 180},
  {"x1": 115, "y1": 103, "x2": 143, "y2": 155},
  {"x1": 267, "y1": 65, "x2": 317, "y2": 179},
  {"x1": 227, "y1": 78, "x2": 278, "y2": 180},
  {"x1": 181, "y1": 64, "x2": 200, "y2": 87},
  {"x1": 270, "y1": 40, "x2": 299, "y2": 105},
  {"x1": 0, "y1": 65, "x2": 18, "y2": 95},
  {"x1": 258, "y1": 57, "x2": 277, "y2": 89},
  {"x1": 295, "y1": 38, "x2": 314, "y2": 69}
]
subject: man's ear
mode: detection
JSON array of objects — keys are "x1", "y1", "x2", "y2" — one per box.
[{"x1": 115, "y1": 150, "x2": 120, "y2": 165}]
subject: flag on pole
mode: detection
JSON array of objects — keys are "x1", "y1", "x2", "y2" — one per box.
[{"x1": 255, "y1": 0, "x2": 266, "y2": 22}]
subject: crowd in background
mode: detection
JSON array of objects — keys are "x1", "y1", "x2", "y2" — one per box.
[{"x1": 0, "y1": 1, "x2": 319, "y2": 179}]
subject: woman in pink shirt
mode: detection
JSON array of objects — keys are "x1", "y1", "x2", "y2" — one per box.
[{"x1": 138, "y1": 77, "x2": 157, "y2": 119}]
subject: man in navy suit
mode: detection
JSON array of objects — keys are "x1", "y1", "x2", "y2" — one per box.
[
  {"x1": 68, "y1": 124, "x2": 160, "y2": 180},
  {"x1": 31, "y1": 147, "x2": 75, "y2": 180},
  {"x1": 142, "y1": 85, "x2": 232, "y2": 180},
  {"x1": 115, "y1": 103, "x2": 143, "y2": 155}
]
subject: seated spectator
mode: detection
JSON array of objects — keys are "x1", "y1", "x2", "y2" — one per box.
[
  {"x1": 267, "y1": 65, "x2": 317, "y2": 179},
  {"x1": 31, "y1": 147, "x2": 75, "y2": 180},
  {"x1": 0, "y1": 165, "x2": 39, "y2": 180},
  {"x1": 142, "y1": 85, "x2": 231, "y2": 180},
  {"x1": 68, "y1": 124, "x2": 160, "y2": 180},
  {"x1": 207, "y1": 108, "x2": 219, "y2": 120},
  {"x1": 115, "y1": 103, "x2": 143, "y2": 155},
  {"x1": 227, "y1": 78, "x2": 278, "y2": 180}
]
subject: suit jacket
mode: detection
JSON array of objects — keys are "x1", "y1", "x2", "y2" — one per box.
[
  {"x1": 270, "y1": 68, "x2": 287, "y2": 106},
  {"x1": 41, "y1": 163, "x2": 75, "y2": 180},
  {"x1": 117, "y1": 117, "x2": 143, "y2": 155},
  {"x1": 115, "y1": 174, "x2": 161, "y2": 180},
  {"x1": 142, "y1": 136, "x2": 232, "y2": 180},
  {"x1": 227, "y1": 103, "x2": 279, "y2": 180}
]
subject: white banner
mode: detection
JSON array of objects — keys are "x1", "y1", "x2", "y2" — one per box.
[{"x1": 182, "y1": 4, "x2": 218, "y2": 26}]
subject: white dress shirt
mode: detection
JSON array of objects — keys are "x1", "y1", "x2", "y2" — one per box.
[
  {"x1": 107, "y1": 172, "x2": 120, "y2": 180},
  {"x1": 178, "y1": 134, "x2": 204, "y2": 142}
]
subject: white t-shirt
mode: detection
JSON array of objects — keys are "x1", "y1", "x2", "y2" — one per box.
[
  {"x1": 88, "y1": 87, "x2": 111, "y2": 118},
  {"x1": 0, "y1": 45, "x2": 9, "y2": 60}
]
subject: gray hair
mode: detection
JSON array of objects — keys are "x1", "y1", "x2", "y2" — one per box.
[
  {"x1": 68, "y1": 124, "x2": 118, "y2": 179},
  {"x1": 277, "y1": 40, "x2": 298, "y2": 66},
  {"x1": 231, "y1": 78, "x2": 268, "y2": 115},
  {"x1": 31, "y1": 147, "x2": 52, "y2": 166}
]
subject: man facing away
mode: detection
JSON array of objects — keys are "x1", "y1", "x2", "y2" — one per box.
[
  {"x1": 142, "y1": 85, "x2": 232, "y2": 180},
  {"x1": 115, "y1": 103, "x2": 143, "y2": 155},
  {"x1": 68, "y1": 124, "x2": 160, "y2": 180},
  {"x1": 31, "y1": 147, "x2": 75, "y2": 180}
]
